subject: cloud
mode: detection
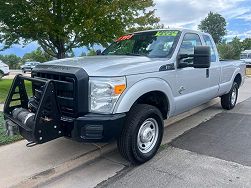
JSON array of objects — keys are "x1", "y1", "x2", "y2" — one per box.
[
  {"x1": 154, "y1": 0, "x2": 250, "y2": 28},
  {"x1": 237, "y1": 13, "x2": 251, "y2": 21},
  {"x1": 154, "y1": 0, "x2": 251, "y2": 40},
  {"x1": 225, "y1": 30, "x2": 251, "y2": 40}
]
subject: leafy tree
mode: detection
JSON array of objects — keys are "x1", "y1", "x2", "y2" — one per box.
[
  {"x1": 22, "y1": 48, "x2": 53, "y2": 63},
  {"x1": 0, "y1": 54, "x2": 21, "y2": 69},
  {"x1": 242, "y1": 38, "x2": 251, "y2": 51},
  {"x1": 0, "y1": 0, "x2": 160, "y2": 59},
  {"x1": 217, "y1": 37, "x2": 242, "y2": 60},
  {"x1": 80, "y1": 52, "x2": 86, "y2": 57},
  {"x1": 87, "y1": 49, "x2": 97, "y2": 56},
  {"x1": 68, "y1": 50, "x2": 75, "y2": 58},
  {"x1": 198, "y1": 12, "x2": 227, "y2": 44},
  {"x1": 229, "y1": 37, "x2": 242, "y2": 59},
  {"x1": 217, "y1": 43, "x2": 233, "y2": 60}
]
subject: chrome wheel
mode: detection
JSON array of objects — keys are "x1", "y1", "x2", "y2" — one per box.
[
  {"x1": 137, "y1": 118, "x2": 159, "y2": 154},
  {"x1": 231, "y1": 87, "x2": 237, "y2": 105}
]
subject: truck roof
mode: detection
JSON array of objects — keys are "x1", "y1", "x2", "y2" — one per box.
[{"x1": 133, "y1": 28, "x2": 209, "y2": 36}]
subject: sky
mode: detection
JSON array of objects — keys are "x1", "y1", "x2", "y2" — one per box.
[{"x1": 0, "y1": 0, "x2": 251, "y2": 57}]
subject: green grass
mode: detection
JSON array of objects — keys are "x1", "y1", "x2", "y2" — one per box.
[
  {"x1": 0, "y1": 79, "x2": 32, "y2": 104},
  {"x1": 0, "y1": 79, "x2": 32, "y2": 145},
  {"x1": 0, "y1": 112, "x2": 23, "y2": 146}
]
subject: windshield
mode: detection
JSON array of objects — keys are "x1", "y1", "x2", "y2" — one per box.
[{"x1": 102, "y1": 30, "x2": 181, "y2": 58}]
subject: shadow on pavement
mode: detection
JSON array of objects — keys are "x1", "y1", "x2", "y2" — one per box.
[{"x1": 171, "y1": 98, "x2": 251, "y2": 166}]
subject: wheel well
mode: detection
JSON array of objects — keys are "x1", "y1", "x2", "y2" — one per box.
[
  {"x1": 234, "y1": 74, "x2": 242, "y2": 88},
  {"x1": 134, "y1": 91, "x2": 169, "y2": 119}
]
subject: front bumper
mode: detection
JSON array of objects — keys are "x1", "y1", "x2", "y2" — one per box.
[
  {"x1": 4, "y1": 74, "x2": 126, "y2": 145},
  {"x1": 71, "y1": 113, "x2": 126, "y2": 142}
]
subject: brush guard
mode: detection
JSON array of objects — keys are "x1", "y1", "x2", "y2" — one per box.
[{"x1": 3, "y1": 75, "x2": 63, "y2": 144}]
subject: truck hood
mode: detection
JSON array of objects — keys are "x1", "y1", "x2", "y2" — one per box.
[{"x1": 39, "y1": 56, "x2": 169, "y2": 76}]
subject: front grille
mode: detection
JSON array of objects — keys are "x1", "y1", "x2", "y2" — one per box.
[{"x1": 32, "y1": 72, "x2": 77, "y2": 117}]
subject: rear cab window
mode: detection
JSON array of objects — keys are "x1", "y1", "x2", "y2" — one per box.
[
  {"x1": 178, "y1": 33, "x2": 202, "y2": 64},
  {"x1": 203, "y1": 35, "x2": 217, "y2": 62}
]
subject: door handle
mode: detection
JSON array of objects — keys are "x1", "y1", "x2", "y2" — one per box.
[{"x1": 206, "y1": 68, "x2": 209, "y2": 78}]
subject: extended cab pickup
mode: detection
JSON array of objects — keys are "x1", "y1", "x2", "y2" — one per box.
[{"x1": 4, "y1": 29, "x2": 246, "y2": 164}]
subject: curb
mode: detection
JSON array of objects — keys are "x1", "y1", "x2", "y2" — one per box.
[
  {"x1": 11, "y1": 99, "x2": 220, "y2": 188},
  {"x1": 13, "y1": 143, "x2": 117, "y2": 188}
]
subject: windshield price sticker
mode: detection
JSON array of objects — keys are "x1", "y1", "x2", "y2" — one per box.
[
  {"x1": 116, "y1": 34, "x2": 134, "y2": 42},
  {"x1": 155, "y1": 31, "x2": 178, "y2": 37}
]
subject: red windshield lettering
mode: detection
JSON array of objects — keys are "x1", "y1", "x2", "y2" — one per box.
[{"x1": 116, "y1": 34, "x2": 133, "y2": 42}]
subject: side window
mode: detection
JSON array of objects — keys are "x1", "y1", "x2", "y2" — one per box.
[
  {"x1": 179, "y1": 33, "x2": 202, "y2": 55},
  {"x1": 203, "y1": 35, "x2": 216, "y2": 62}
]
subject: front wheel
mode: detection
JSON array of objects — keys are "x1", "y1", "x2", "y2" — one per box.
[
  {"x1": 117, "y1": 104, "x2": 164, "y2": 164},
  {"x1": 221, "y1": 82, "x2": 238, "y2": 110}
]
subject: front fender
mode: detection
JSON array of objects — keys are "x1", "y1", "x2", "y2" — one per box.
[{"x1": 113, "y1": 78, "x2": 174, "y2": 116}]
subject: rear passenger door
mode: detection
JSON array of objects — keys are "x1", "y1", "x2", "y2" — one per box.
[
  {"x1": 174, "y1": 33, "x2": 210, "y2": 115},
  {"x1": 202, "y1": 34, "x2": 221, "y2": 98}
]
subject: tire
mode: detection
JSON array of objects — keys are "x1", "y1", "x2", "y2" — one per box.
[
  {"x1": 221, "y1": 82, "x2": 238, "y2": 110},
  {"x1": 117, "y1": 104, "x2": 164, "y2": 164}
]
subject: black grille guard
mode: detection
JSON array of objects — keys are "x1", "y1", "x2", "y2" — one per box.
[{"x1": 3, "y1": 74, "x2": 64, "y2": 144}]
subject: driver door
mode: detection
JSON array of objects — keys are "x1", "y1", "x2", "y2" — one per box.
[{"x1": 174, "y1": 33, "x2": 210, "y2": 115}]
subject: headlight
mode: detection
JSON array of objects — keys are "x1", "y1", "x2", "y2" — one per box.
[{"x1": 89, "y1": 77, "x2": 126, "y2": 114}]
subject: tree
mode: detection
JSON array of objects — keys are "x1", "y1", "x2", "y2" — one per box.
[
  {"x1": 229, "y1": 37, "x2": 242, "y2": 59},
  {"x1": 22, "y1": 48, "x2": 53, "y2": 63},
  {"x1": 68, "y1": 50, "x2": 75, "y2": 58},
  {"x1": 198, "y1": 12, "x2": 227, "y2": 44},
  {"x1": 217, "y1": 37, "x2": 242, "y2": 60},
  {"x1": 242, "y1": 38, "x2": 251, "y2": 51},
  {"x1": 0, "y1": 54, "x2": 21, "y2": 69},
  {"x1": 87, "y1": 49, "x2": 97, "y2": 56},
  {"x1": 217, "y1": 43, "x2": 233, "y2": 60},
  {"x1": 0, "y1": 0, "x2": 160, "y2": 59},
  {"x1": 80, "y1": 52, "x2": 86, "y2": 57}
]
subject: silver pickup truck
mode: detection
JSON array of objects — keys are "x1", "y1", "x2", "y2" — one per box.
[{"x1": 4, "y1": 29, "x2": 246, "y2": 164}]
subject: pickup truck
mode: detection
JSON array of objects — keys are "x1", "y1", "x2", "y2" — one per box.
[
  {"x1": 0, "y1": 60, "x2": 10, "y2": 79},
  {"x1": 20, "y1": 61, "x2": 41, "y2": 73},
  {"x1": 4, "y1": 29, "x2": 246, "y2": 164}
]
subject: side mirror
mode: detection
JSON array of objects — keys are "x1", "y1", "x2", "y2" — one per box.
[{"x1": 177, "y1": 46, "x2": 211, "y2": 69}]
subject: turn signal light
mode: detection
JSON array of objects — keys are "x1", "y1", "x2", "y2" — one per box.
[{"x1": 114, "y1": 84, "x2": 126, "y2": 95}]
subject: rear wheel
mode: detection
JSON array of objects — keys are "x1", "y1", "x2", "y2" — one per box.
[
  {"x1": 221, "y1": 82, "x2": 238, "y2": 110},
  {"x1": 117, "y1": 104, "x2": 164, "y2": 164}
]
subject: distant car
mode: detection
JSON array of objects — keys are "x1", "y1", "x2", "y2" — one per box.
[
  {"x1": 20, "y1": 62, "x2": 41, "y2": 73},
  {"x1": 240, "y1": 50, "x2": 251, "y2": 64},
  {"x1": 0, "y1": 60, "x2": 10, "y2": 79}
]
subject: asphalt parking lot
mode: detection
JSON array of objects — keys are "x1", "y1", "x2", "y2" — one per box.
[
  {"x1": 171, "y1": 99, "x2": 251, "y2": 167},
  {"x1": 98, "y1": 98, "x2": 251, "y2": 188},
  {"x1": 3, "y1": 70, "x2": 30, "y2": 79}
]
